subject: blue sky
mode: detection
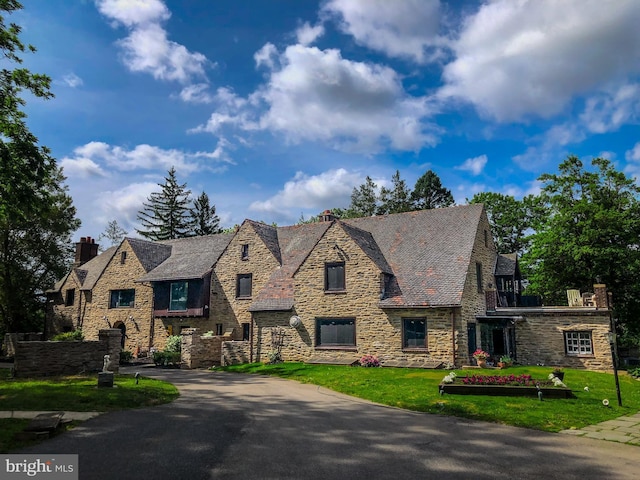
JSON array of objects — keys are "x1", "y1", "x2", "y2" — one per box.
[{"x1": 15, "y1": 0, "x2": 640, "y2": 239}]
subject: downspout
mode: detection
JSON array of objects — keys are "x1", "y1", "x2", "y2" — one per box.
[
  {"x1": 451, "y1": 308, "x2": 456, "y2": 367},
  {"x1": 250, "y1": 314, "x2": 254, "y2": 363}
]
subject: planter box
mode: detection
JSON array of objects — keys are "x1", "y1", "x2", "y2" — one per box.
[{"x1": 439, "y1": 383, "x2": 574, "y2": 398}]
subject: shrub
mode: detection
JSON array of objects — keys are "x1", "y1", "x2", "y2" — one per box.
[
  {"x1": 165, "y1": 335, "x2": 182, "y2": 353},
  {"x1": 359, "y1": 354, "x2": 381, "y2": 367},
  {"x1": 152, "y1": 351, "x2": 181, "y2": 367},
  {"x1": 51, "y1": 330, "x2": 84, "y2": 342},
  {"x1": 629, "y1": 366, "x2": 640, "y2": 378},
  {"x1": 120, "y1": 350, "x2": 133, "y2": 364}
]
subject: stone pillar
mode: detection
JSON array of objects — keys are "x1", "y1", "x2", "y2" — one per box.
[
  {"x1": 180, "y1": 328, "x2": 198, "y2": 369},
  {"x1": 593, "y1": 284, "x2": 609, "y2": 310},
  {"x1": 99, "y1": 329, "x2": 122, "y2": 373},
  {"x1": 485, "y1": 288, "x2": 497, "y2": 312}
]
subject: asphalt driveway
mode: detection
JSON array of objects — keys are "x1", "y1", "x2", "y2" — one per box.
[{"x1": 21, "y1": 367, "x2": 640, "y2": 479}]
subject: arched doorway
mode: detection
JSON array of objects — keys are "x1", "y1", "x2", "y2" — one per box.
[{"x1": 113, "y1": 321, "x2": 126, "y2": 349}]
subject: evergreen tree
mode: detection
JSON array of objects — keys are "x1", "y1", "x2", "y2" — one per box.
[
  {"x1": 349, "y1": 176, "x2": 379, "y2": 217},
  {"x1": 97, "y1": 219, "x2": 128, "y2": 250},
  {"x1": 411, "y1": 170, "x2": 454, "y2": 210},
  {"x1": 137, "y1": 167, "x2": 193, "y2": 240},
  {"x1": 190, "y1": 192, "x2": 222, "y2": 236},
  {"x1": 378, "y1": 170, "x2": 412, "y2": 215},
  {"x1": 0, "y1": 0, "x2": 80, "y2": 335}
]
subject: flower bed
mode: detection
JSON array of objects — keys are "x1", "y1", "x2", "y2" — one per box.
[{"x1": 439, "y1": 373, "x2": 574, "y2": 398}]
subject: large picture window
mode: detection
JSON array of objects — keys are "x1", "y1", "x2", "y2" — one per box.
[
  {"x1": 403, "y1": 318, "x2": 427, "y2": 349},
  {"x1": 110, "y1": 289, "x2": 135, "y2": 308},
  {"x1": 315, "y1": 318, "x2": 355, "y2": 347},
  {"x1": 169, "y1": 282, "x2": 188, "y2": 311},
  {"x1": 565, "y1": 331, "x2": 593, "y2": 355},
  {"x1": 325, "y1": 262, "x2": 345, "y2": 291},
  {"x1": 237, "y1": 274, "x2": 252, "y2": 298}
]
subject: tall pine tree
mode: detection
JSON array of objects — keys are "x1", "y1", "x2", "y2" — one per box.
[
  {"x1": 378, "y1": 170, "x2": 412, "y2": 215},
  {"x1": 191, "y1": 192, "x2": 222, "y2": 236},
  {"x1": 411, "y1": 170, "x2": 454, "y2": 210},
  {"x1": 0, "y1": 0, "x2": 80, "y2": 335},
  {"x1": 137, "y1": 167, "x2": 192, "y2": 240}
]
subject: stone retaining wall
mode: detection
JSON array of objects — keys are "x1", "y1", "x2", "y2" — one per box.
[
  {"x1": 3, "y1": 333, "x2": 43, "y2": 358},
  {"x1": 13, "y1": 329, "x2": 122, "y2": 377},
  {"x1": 181, "y1": 328, "x2": 232, "y2": 368},
  {"x1": 222, "y1": 341, "x2": 251, "y2": 366}
]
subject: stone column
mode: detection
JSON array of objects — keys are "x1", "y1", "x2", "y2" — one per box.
[
  {"x1": 593, "y1": 284, "x2": 609, "y2": 310},
  {"x1": 180, "y1": 328, "x2": 198, "y2": 369},
  {"x1": 99, "y1": 329, "x2": 122, "y2": 373},
  {"x1": 485, "y1": 288, "x2": 497, "y2": 312}
]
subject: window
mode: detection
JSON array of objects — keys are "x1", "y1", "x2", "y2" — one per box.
[
  {"x1": 476, "y1": 262, "x2": 483, "y2": 293},
  {"x1": 242, "y1": 323, "x2": 250, "y2": 341},
  {"x1": 484, "y1": 229, "x2": 488, "y2": 248},
  {"x1": 241, "y1": 244, "x2": 249, "y2": 260},
  {"x1": 169, "y1": 282, "x2": 188, "y2": 311},
  {"x1": 65, "y1": 289, "x2": 75, "y2": 306},
  {"x1": 110, "y1": 289, "x2": 135, "y2": 308},
  {"x1": 120, "y1": 251, "x2": 127, "y2": 264},
  {"x1": 316, "y1": 318, "x2": 355, "y2": 347},
  {"x1": 403, "y1": 318, "x2": 427, "y2": 349},
  {"x1": 237, "y1": 274, "x2": 252, "y2": 298},
  {"x1": 565, "y1": 331, "x2": 593, "y2": 355},
  {"x1": 325, "y1": 262, "x2": 345, "y2": 291},
  {"x1": 216, "y1": 323, "x2": 223, "y2": 336}
]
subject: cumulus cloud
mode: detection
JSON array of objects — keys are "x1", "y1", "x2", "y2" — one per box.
[
  {"x1": 99, "y1": 181, "x2": 159, "y2": 231},
  {"x1": 60, "y1": 157, "x2": 107, "y2": 178},
  {"x1": 322, "y1": 0, "x2": 444, "y2": 63},
  {"x1": 61, "y1": 73, "x2": 83, "y2": 88},
  {"x1": 295, "y1": 22, "x2": 324, "y2": 46},
  {"x1": 580, "y1": 83, "x2": 640, "y2": 134},
  {"x1": 249, "y1": 168, "x2": 364, "y2": 219},
  {"x1": 626, "y1": 142, "x2": 640, "y2": 162},
  {"x1": 178, "y1": 83, "x2": 214, "y2": 104},
  {"x1": 440, "y1": 0, "x2": 640, "y2": 122},
  {"x1": 96, "y1": 0, "x2": 209, "y2": 84},
  {"x1": 456, "y1": 154, "x2": 487, "y2": 175},
  {"x1": 195, "y1": 44, "x2": 438, "y2": 153}
]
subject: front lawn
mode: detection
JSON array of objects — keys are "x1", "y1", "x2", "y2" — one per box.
[{"x1": 221, "y1": 363, "x2": 640, "y2": 432}]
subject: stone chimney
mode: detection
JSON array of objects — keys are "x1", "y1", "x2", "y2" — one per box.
[
  {"x1": 485, "y1": 288, "x2": 497, "y2": 312},
  {"x1": 320, "y1": 209, "x2": 335, "y2": 222},
  {"x1": 593, "y1": 284, "x2": 610, "y2": 309},
  {"x1": 74, "y1": 236, "x2": 99, "y2": 266}
]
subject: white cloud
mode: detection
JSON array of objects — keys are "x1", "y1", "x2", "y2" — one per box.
[
  {"x1": 626, "y1": 142, "x2": 640, "y2": 162},
  {"x1": 456, "y1": 154, "x2": 487, "y2": 175},
  {"x1": 322, "y1": 0, "x2": 444, "y2": 63},
  {"x1": 440, "y1": 0, "x2": 640, "y2": 122},
  {"x1": 254, "y1": 42, "x2": 279, "y2": 69},
  {"x1": 99, "y1": 181, "x2": 159, "y2": 232},
  {"x1": 178, "y1": 83, "x2": 214, "y2": 104},
  {"x1": 196, "y1": 44, "x2": 439, "y2": 153},
  {"x1": 580, "y1": 83, "x2": 640, "y2": 134},
  {"x1": 249, "y1": 168, "x2": 364, "y2": 219},
  {"x1": 96, "y1": 0, "x2": 209, "y2": 84},
  {"x1": 60, "y1": 157, "x2": 107, "y2": 178},
  {"x1": 61, "y1": 73, "x2": 83, "y2": 88},
  {"x1": 295, "y1": 22, "x2": 324, "y2": 46}
]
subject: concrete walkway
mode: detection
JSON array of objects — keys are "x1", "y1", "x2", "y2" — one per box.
[{"x1": 561, "y1": 412, "x2": 640, "y2": 445}]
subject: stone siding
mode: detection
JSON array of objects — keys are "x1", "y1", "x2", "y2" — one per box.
[
  {"x1": 2, "y1": 333, "x2": 42, "y2": 358},
  {"x1": 180, "y1": 328, "x2": 232, "y2": 368},
  {"x1": 514, "y1": 309, "x2": 613, "y2": 370},
  {"x1": 13, "y1": 329, "x2": 122, "y2": 377},
  {"x1": 222, "y1": 341, "x2": 251, "y2": 366},
  {"x1": 211, "y1": 222, "x2": 280, "y2": 340},
  {"x1": 47, "y1": 273, "x2": 83, "y2": 336}
]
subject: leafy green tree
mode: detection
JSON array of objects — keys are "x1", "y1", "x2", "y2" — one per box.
[
  {"x1": 190, "y1": 192, "x2": 222, "y2": 236},
  {"x1": 411, "y1": 170, "x2": 454, "y2": 210},
  {"x1": 0, "y1": 0, "x2": 80, "y2": 335},
  {"x1": 137, "y1": 167, "x2": 193, "y2": 240},
  {"x1": 349, "y1": 176, "x2": 379, "y2": 217},
  {"x1": 97, "y1": 219, "x2": 127, "y2": 250},
  {"x1": 378, "y1": 170, "x2": 412, "y2": 215},
  {"x1": 468, "y1": 192, "x2": 542, "y2": 254},
  {"x1": 523, "y1": 156, "x2": 640, "y2": 338}
]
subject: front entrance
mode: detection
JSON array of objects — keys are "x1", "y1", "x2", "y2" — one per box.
[
  {"x1": 476, "y1": 317, "x2": 516, "y2": 363},
  {"x1": 114, "y1": 322, "x2": 126, "y2": 349}
]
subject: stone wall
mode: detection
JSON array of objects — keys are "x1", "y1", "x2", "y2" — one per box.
[
  {"x1": 514, "y1": 309, "x2": 613, "y2": 370},
  {"x1": 222, "y1": 341, "x2": 251, "y2": 366},
  {"x1": 13, "y1": 329, "x2": 122, "y2": 377},
  {"x1": 180, "y1": 328, "x2": 232, "y2": 368},
  {"x1": 3, "y1": 333, "x2": 43, "y2": 358}
]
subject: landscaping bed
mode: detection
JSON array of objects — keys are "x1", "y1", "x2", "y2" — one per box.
[{"x1": 439, "y1": 372, "x2": 574, "y2": 398}]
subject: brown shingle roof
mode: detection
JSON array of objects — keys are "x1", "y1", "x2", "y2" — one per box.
[
  {"x1": 127, "y1": 238, "x2": 172, "y2": 273},
  {"x1": 495, "y1": 253, "x2": 518, "y2": 277}
]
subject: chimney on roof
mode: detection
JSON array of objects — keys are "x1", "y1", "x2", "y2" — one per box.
[
  {"x1": 74, "y1": 236, "x2": 99, "y2": 266},
  {"x1": 320, "y1": 210, "x2": 335, "y2": 222}
]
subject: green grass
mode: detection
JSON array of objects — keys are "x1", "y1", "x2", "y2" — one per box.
[
  {"x1": 0, "y1": 369, "x2": 179, "y2": 452},
  {"x1": 220, "y1": 363, "x2": 640, "y2": 432}
]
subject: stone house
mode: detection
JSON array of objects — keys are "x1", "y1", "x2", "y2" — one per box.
[{"x1": 47, "y1": 204, "x2": 614, "y2": 370}]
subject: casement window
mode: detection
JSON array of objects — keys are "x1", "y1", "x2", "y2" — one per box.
[
  {"x1": 242, "y1": 323, "x2": 250, "y2": 341},
  {"x1": 241, "y1": 244, "x2": 249, "y2": 260},
  {"x1": 325, "y1": 262, "x2": 345, "y2": 291},
  {"x1": 565, "y1": 331, "x2": 593, "y2": 356},
  {"x1": 315, "y1": 318, "x2": 355, "y2": 347},
  {"x1": 236, "y1": 273, "x2": 252, "y2": 298},
  {"x1": 120, "y1": 251, "x2": 127, "y2": 264},
  {"x1": 403, "y1": 318, "x2": 427, "y2": 349},
  {"x1": 169, "y1": 282, "x2": 188, "y2": 311},
  {"x1": 110, "y1": 289, "x2": 135, "y2": 308},
  {"x1": 65, "y1": 289, "x2": 75, "y2": 306},
  {"x1": 216, "y1": 323, "x2": 223, "y2": 336},
  {"x1": 476, "y1": 262, "x2": 483, "y2": 293}
]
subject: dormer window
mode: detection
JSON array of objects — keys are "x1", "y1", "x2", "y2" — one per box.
[{"x1": 241, "y1": 244, "x2": 249, "y2": 260}]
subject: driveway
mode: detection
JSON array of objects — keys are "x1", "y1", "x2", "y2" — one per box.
[{"x1": 21, "y1": 368, "x2": 640, "y2": 479}]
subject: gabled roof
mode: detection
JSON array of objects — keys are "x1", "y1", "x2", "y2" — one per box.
[
  {"x1": 139, "y1": 233, "x2": 233, "y2": 282},
  {"x1": 495, "y1": 253, "x2": 518, "y2": 277},
  {"x1": 76, "y1": 246, "x2": 118, "y2": 291},
  {"x1": 247, "y1": 220, "x2": 281, "y2": 265},
  {"x1": 127, "y1": 237, "x2": 172, "y2": 273},
  {"x1": 343, "y1": 204, "x2": 485, "y2": 307},
  {"x1": 339, "y1": 221, "x2": 392, "y2": 275}
]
